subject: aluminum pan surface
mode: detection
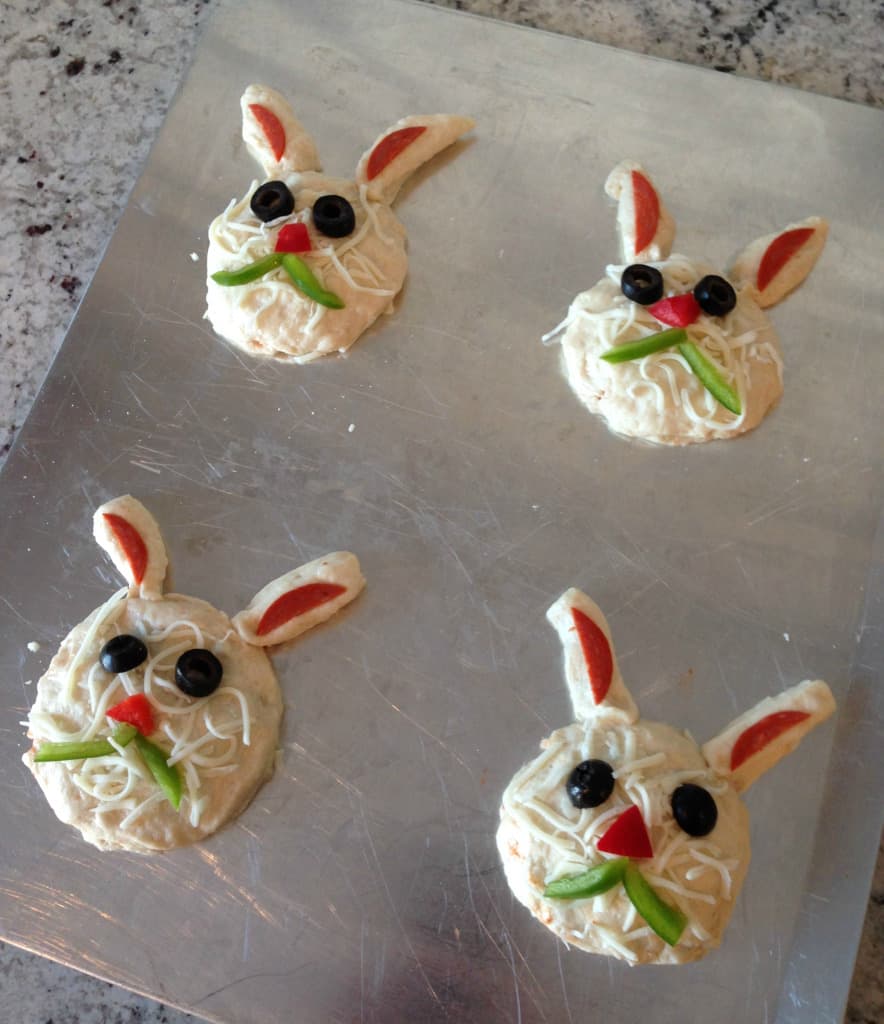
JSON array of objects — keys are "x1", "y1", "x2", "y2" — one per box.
[{"x1": 1, "y1": 1, "x2": 882, "y2": 1021}]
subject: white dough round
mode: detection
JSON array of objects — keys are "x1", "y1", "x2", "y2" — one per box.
[
  {"x1": 24, "y1": 593, "x2": 283, "y2": 853},
  {"x1": 498, "y1": 717, "x2": 750, "y2": 965},
  {"x1": 559, "y1": 257, "x2": 783, "y2": 445},
  {"x1": 206, "y1": 173, "x2": 407, "y2": 362}
]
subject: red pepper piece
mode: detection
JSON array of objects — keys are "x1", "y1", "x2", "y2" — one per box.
[
  {"x1": 274, "y1": 222, "x2": 311, "y2": 254},
  {"x1": 249, "y1": 103, "x2": 286, "y2": 162},
  {"x1": 571, "y1": 608, "x2": 614, "y2": 705},
  {"x1": 107, "y1": 693, "x2": 155, "y2": 736},
  {"x1": 632, "y1": 170, "x2": 660, "y2": 254},
  {"x1": 103, "y1": 513, "x2": 148, "y2": 585},
  {"x1": 648, "y1": 293, "x2": 701, "y2": 327},
  {"x1": 257, "y1": 582, "x2": 347, "y2": 637},
  {"x1": 366, "y1": 125, "x2": 426, "y2": 181},
  {"x1": 756, "y1": 227, "x2": 815, "y2": 292},
  {"x1": 730, "y1": 710, "x2": 810, "y2": 771},
  {"x1": 597, "y1": 805, "x2": 654, "y2": 859}
]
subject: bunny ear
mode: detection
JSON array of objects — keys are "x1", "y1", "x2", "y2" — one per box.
[
  {"x1": 604, "y1": 161, "x2": 676, "y2": 263},
  {"x1": 546, "y1": 589, "x2": 639, "y2": 723},
  {"x1": 355, "y1": 114, "x2": 475, "y2": 204},
  {"x1": 728, "y1": 217, "x2": 827, "y2": 308},
  {"x1": 93, "y1": 495, "x2": 168, "y2": 599},
  {"x1": 232, "y1": 551, "x2": 364, "y2": 647},
  {"x1": 240, "y1": 84, "x2": 321, "y2": 178},
  {"x1": 702, "y1": 679, "x2": 835, "y2": 793}
]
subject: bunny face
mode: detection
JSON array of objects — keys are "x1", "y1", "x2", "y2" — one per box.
[
  {"x1": 206, "y1": 85, "x2": 474, "y2": 362},
  {"x1": 548, "y1": 161, "x2": 827, "y2": 445},
  {"x1": 497, "y1": 589, "x2": 835, "y2": 964},
  {"x1": 23, "y1": 495, "x2": 364, "y2": 853}
]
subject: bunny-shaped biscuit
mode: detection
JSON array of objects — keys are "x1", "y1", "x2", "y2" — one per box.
[
  {"x1": 546, "y1": 161, "x2": 827, "y2": 444},
  {"x1": 497, "y1": 589, "x2": 835, "y2": 964},
  {"x1": 206, "y1": 84, "x2": 474, "y2": 362},
  {"x1": 23, "y1": 496, "x2": 364, "y2": 853}
]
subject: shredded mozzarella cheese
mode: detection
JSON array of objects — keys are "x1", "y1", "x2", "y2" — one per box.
[
  {"x1": 501, "y1": 718, "x2": 743, "y2": 956},
  {"x1": 63, "y1": 586, "x2": 128, "y2": 699},
  {"x1": 555, "y1": 256, "x2": 779, "y2": 434},
  {"x1": 34, "y1": 612, "x2": 254, "y2": 833}
]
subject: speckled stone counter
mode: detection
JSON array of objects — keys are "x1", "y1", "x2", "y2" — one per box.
[{"x1": 1, "y1": 1, "x2": 881, "y2": 1021}]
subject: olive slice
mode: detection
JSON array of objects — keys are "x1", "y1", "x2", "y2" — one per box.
[
  {"x1": 175, "y1": 649, "x2": 223, "y2": 698},
  {"x1": 566, "y1": 759, "x2": 616, "y2": 809},
  {"x1": 100, "y1": 634, "x2": 148, "y2": 674},
  {"x1": 312, "y1": 194, "x2": 356, "y2": 238},
  {"x1": 250, "y1": 180, "x2": 295, "y2": 223},
  {"x1": 671, "y1": 783, "x2": 718, "y2": 837},
  {"x1": 693, "y1": 274, "x2": 737, "y2": 317},
  {"x1": 621, "y1": 264, "x2": 664, "y2": 305}
]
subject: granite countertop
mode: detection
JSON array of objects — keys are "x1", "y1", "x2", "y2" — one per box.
[{"x1": 0, "y1": 1, "x2": 881, "y2": 1021}]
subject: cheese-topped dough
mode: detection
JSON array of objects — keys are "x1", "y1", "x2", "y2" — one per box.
[
  {"x1": 499, "y1": 718, "x2": 749, "y2": 965},
  {"x1": 498, "y1": 589, "x2": 834, "y2": 964},
  {"x1": 22, "y1": 495, "x2": 365, "y2": 852},
  {"x1": 25, "y1": 594, "x2": 281, "y2": 852},
  {"x1": 206, "y1": 86, "x2": 473, "y2": 362},
  {"x1": 207, "y1": 175, "x2": 408, "y2": 362},
  {"x1": 546, "y1": 161, "x2": 827, "y2": 445},
  {"x1": 558, "y1": 258, "x2": 783, "y2": 445}
]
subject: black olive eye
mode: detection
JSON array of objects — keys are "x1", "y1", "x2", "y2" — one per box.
[
  {"x1": 566, "y1": 759, "x2": 616, "y2": 809},
  {"x1": 175, "y1": 649, "x2": 223, "y2": 698},
  {"x1": 693, "y1": 275, "x2": 737, "y2": 317},
  {"x1": 671, "y1": 783, "x2": 718, "y2": 837},
  {"x1": 250, "y1": 181, "x2": 295, "y2": 223},
  {"x1": 621, "y1": 264, "x2": 664, "y2": 305},
  {"x1": 312, "y1": 194, "x2": 356, "y2": 238},
  {"x1": 100, "y1": 634, "x2": 148, "y2": 674}
]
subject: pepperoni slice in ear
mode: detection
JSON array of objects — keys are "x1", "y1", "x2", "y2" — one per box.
[
  {"x1": 571, "y1": 608, "x2": 614, "y2": 704},
  {"x1": 249, "y1": 103, "x2": 287, "y2": 162},
  {"x1": 366, "y1": 126, "x2": 426, "y2": 181},
  {"x1": 256, "y1": 582, "x2": 347, "y2": 637},
  {"x1": 757, "y1": 227, "x2": 815, "y2": 292},
  {"x1": 103, "y1": 513, "x2": 147, "y2": 585},
  {"x1": 632, "y1": 170, "x2": 660, "y2": 254},
  {"x1": 730, "y1": 710, "x2": 810, "y2": 770}
]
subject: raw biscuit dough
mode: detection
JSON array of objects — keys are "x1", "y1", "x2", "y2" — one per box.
[
  {"x1": 498, "y1": 588, "x2": 835, "y2": 964},
  {"x1": 206, "y1": 84, "x2": 474, "y2": 362},
  {"x1": 548, "y1": 161, "x2": 827, "y2": 445},
  {"x1": 23, "y1": 495, "x2": 364, "y2": 852}
]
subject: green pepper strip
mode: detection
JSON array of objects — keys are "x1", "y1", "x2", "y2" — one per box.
[
  {"x1": 544, "y1": 858, "x2": 686, "y2": 947},
  {"x1": 33, "y1": 723, "x2": 138, "y2": 763},
  {"x1": 600, "y1": 327, "x2": 687, "y2": 364},
  {"x1": 544, "y1": 857, "x2": 628, "y2": 899},
  {"x1": 210, "y1": 252, "x2": 284, "y2": 287},
  {"x1": 211, "y1": 252, "x2": 345, "y2": 310},
  {"x1": 677, "y1": 341, "x2": 742, "y2": 415},
  {"x1": 280, "y1": 254, "x2": 345, "y2": 309},
  {"x1": 134, "y1": 734, "x2": 182, "y2": 811},
  {"x1": 623, "y1": 862, "x2": 687, "y2": 946}
]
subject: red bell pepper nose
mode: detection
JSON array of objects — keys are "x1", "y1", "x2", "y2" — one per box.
[
  {"x1": 597, "y1": 805, "x2": 654, "y2": 859},
  {"x1": 274, "y1": 222, "x2": 312, "y2": 254},
  {"x1": 648, "y1": 292, "x2": 701, "y2": 328}
]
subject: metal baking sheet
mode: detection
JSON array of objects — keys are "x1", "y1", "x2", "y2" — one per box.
[{"x1": 1, "y1": 1, "x2": 882, "y2": 1021}]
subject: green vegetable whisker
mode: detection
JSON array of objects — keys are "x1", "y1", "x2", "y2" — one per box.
[
  {"x1": 677, "y1": 341, "x2": 741, "y2": 415},
  {"x1": 134, "y1": 734, "x2": 183, "y2": 811},
  {"x1": 544, "y1": 859, "x2": 687, "y2": 947},
  {"x1": 600, "y1": 327, "x2": 687, "y2": 363},
  {"x1": 211, "y1": 252, "x2": 345, "y2": 310},
  {"x1": 33, "y1": 723, "x2": 138, "y2": 763}
]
